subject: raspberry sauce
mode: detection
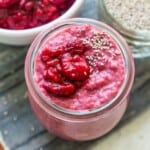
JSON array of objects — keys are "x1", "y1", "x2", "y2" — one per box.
[{"x1": 0, "y1": 0, "x2": 75, "y2": 29}]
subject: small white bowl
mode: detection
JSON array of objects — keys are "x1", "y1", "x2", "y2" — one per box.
[{"x1": 0, "y1": 0, "x2": 84, "y2": 46}]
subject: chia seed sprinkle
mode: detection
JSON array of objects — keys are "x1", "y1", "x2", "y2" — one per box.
[
  {"x1": 104, "y1": 0, "x2": 150, "y2": 31},
  {"x1": 82, "y1": 33, "x2": 108, "y2": 50},
  {"x1": 84, "y1": 33, "x2": 113, "y2": 68}
]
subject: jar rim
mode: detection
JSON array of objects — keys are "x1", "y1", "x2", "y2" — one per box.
[
  {"x1": 98, "y1": 0, "x2": 150, "y2": 42},
  {"x1": 26, "y1": 18, "x2": 134, "y2": 116}
]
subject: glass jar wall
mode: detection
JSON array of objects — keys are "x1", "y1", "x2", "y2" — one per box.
[{"x1": 25, "y1": 18, "x2": 135, "y2": 141}]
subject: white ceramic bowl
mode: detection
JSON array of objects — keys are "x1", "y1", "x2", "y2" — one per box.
[{"x1": 0, "y1": 0, "x2": 84, "y2": 46}]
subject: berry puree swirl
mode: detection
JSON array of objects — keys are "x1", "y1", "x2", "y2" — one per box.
[{"x1": 34, "y1": 24, "x2": 125, "y2": 110}]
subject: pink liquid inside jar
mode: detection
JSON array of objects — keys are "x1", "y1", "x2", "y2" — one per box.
[{"x1": 25, "y1": 18, "x2": 135, "y2": 141}]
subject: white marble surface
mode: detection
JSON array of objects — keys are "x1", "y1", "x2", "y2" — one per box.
[{"x1": 88, "y1": 108, "x2": 150, "y2": 150}]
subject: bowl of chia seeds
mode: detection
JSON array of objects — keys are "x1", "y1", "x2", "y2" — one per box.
[{"x1": 97, "y1": 0, "x2": 150, "y2": 58}]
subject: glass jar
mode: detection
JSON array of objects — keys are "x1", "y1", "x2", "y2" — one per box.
[
  {"x1": 97, "y1": 0, "x2": 150, "y2": 58},
  {"x1": 24, "y1": 18, "x2": 135, "y2": 141}
]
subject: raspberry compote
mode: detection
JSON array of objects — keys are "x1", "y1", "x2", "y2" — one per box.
[
  {"x1": 25, "y1": 18, "x2": 135, "y2": 141},
  {"x1": 0, "y1": 0, "x2": 75, "y2": 29}
]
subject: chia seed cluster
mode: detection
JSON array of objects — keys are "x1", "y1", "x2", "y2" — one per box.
[{"x1": 104, "y1": 0, "x2": 150, "y2": 31}]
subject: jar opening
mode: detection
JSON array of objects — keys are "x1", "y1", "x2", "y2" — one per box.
[{"x1": 28, "y1": 18, "x2": 134, "y2": 116}]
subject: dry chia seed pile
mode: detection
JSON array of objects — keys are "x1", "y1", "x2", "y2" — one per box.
[{"x1": 104, "y1": 0, "x2": 150, "y2": 31}]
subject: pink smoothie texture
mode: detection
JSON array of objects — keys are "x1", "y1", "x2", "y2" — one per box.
[{"x1": 34, "y1": 24, "x2": 125, "y2": 110}]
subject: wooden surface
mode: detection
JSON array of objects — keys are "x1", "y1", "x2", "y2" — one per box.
[{"x1": 0, "y1": 0, "x2": 150, "y2": 150}]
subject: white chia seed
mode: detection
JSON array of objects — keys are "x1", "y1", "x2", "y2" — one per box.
[{"x1": 104, "y1": 0, "x2": 150, "y2": 31}]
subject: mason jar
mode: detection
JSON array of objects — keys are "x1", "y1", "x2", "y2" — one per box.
[
  {"x1": 24, "y1": 18, "x2": 135, "y2": 141},
  {"x1": 97, "y1": 0, "x2": 150, "y2": 58}
]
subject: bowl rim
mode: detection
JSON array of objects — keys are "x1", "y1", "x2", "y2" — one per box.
[{"x1": 0, "y1": 0, "x2": 84, "y2": 37}]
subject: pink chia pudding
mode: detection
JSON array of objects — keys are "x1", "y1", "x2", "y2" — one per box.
[
  {"x1": 25, "y1": 18, "x2": 134, "y2": 141},
  {"x1": 34, "y1": 24, "x2": 125, "y2": 110}
]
